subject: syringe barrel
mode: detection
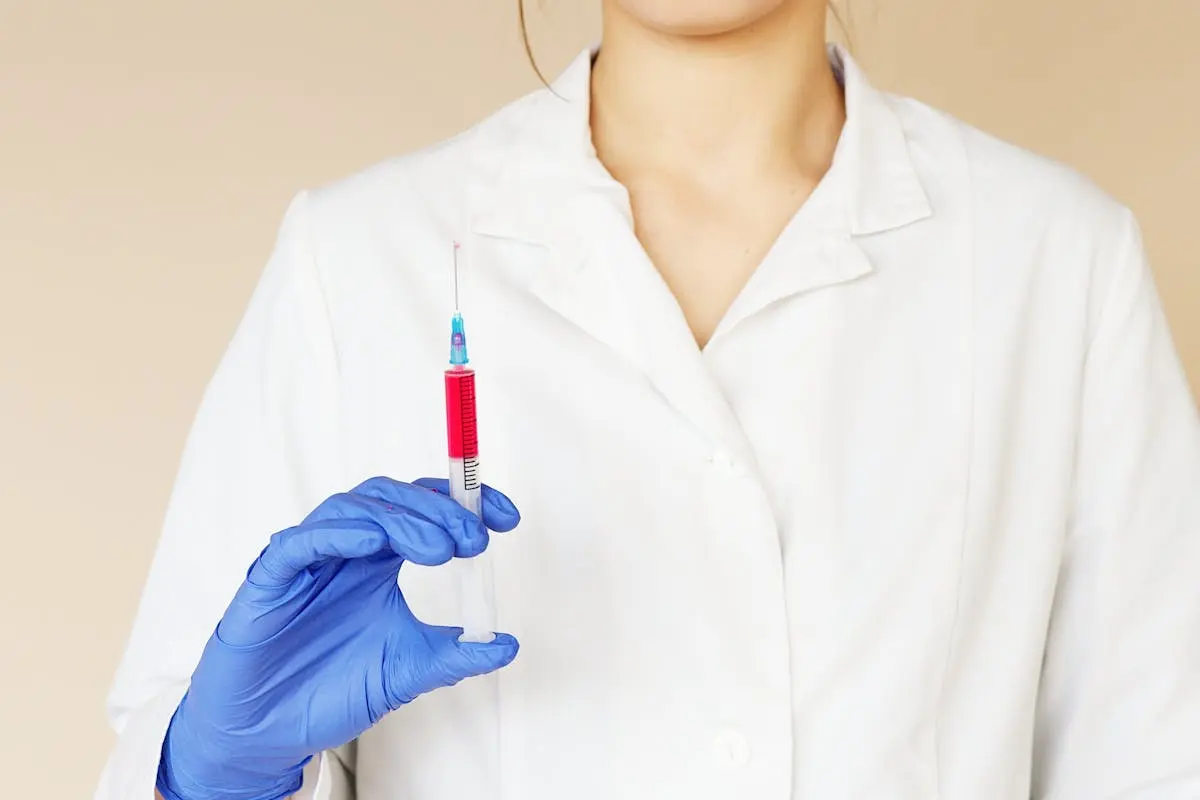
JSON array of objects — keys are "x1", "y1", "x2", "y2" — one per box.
[
  {"x1": 444, "y1": 367, "x2": 478, "y2": 463},
  {"x1": 444, "y1": 366, "x2": 495, "y2": 643}
]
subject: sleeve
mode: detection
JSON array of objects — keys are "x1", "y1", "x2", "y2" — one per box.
[
  {"x1": 94, "y1": 192, "x2": 356, "y2": 799},
  {"x1": 1032, "y1": 209, "x2": 1200, "y2": 798}
]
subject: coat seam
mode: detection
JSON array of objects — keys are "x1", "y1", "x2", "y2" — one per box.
[{"x1": 933, "y1": 121, "x2": 978, "y2": 800}]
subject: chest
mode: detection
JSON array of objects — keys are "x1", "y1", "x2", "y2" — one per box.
[
  {"x1": 336, "y1": 213, "x2": 1083, "y2": 798},
  {"x1": 345, "y1": 215, "x2": 984, "y2": 651},
  {"x1": 346, "y1": 244, "x2": 980, "y2": 800},
  {"x1": 339, "y1": 207, "x2": 984, "y2": 555}
]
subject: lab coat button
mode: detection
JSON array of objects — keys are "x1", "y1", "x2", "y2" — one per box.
[
  {"x1": 708, "y1": 450, "x2": 744, "y2": 476},
  {"x1": 711, "y1": 730, "x2": 750, "y2": 768}
]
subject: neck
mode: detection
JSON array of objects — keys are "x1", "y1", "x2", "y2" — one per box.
[{"x1": 591, "y1": 0, "x2": 845, "y2": 182}]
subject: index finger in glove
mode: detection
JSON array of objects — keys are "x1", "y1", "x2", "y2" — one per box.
[
  {"x1": 246, "y1": 518, "x2": 395, "y2": 587},
  {"x1": 410, "y1": 477, "x2": 521, "y2": 533},
  {"x1": 346, "y1": 476, "x2": 505, "y2": 557},
  {"x1": 251, "y1": 491, "x2": 463, "y2": 586}
]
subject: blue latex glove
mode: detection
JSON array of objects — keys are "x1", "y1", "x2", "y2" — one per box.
[{"x1": 156, "y1": 476, "x2": 521, "y2": 800}]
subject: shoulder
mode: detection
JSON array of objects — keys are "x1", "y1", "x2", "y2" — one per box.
[
  {"x1": 292, "y1": 88, "x2": 543, "y2": 258},
  {"x1": 883, "y1": 92, "x2": 1144, "y2": 348},
  {"x1": 886, "y1": 92, "x2": 1134, "y2": 244}
]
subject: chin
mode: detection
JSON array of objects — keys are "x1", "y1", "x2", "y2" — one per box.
[{"x1": 611, "y1": 0, "x2": 797, "y2": 36}]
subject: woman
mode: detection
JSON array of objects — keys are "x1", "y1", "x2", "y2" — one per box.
[{"x1": 98, "y1": 1, "x2": 1199, "y2": 798}]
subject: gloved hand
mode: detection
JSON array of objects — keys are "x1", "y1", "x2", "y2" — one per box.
[{"x1": 156, "y1": 476, "x2": 521, "y2": 800}]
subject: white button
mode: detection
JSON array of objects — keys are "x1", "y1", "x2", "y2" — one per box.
[
  {"x1": 708, "y1": 450, "x2": 743, "y2": 476},
  {"x1": 711, "y1": 730, "x2": 751, "y2": 768}
]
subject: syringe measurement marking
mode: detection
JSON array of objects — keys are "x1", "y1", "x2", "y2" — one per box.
[{"x1": 462, "y1": 455, "x2": 480, "y2": 492}]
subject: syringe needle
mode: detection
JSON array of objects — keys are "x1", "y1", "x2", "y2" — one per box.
[{"x1": 452, "y1": 241, "x2": 461, "y2": 312}]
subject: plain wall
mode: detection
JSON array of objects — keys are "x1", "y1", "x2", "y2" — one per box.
[{"x1": 0, "y1": 1, "x2": 1196, "y2": 796}]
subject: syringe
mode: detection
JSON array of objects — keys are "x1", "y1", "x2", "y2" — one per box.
[{"x1": 445, "y1": 242, "x2": 496, "y2": 644}]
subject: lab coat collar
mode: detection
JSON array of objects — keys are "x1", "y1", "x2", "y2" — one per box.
[
  {"x1": 466, "y1": 45, "x2": 933, "y2": 457},
  {"x1": 470, "y1": 44, "x2": 932, "y2": 242},
  {"x1": 468, "y1": 49, "x2": 608, "y2": 245},
  {"x1": 829, "y1": 46, "x2": 933, "y2": 235}
]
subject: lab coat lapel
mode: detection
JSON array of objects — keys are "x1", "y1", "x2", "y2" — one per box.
[
  {"x1": 712, "y1": 46, "x2": 935, "y2": 343},
  {"x1": 714, "y1": 226, "x2": 876, "y2": 341},
  {"x1": 466, "y1": 50, "x2": 645, "y2": 372},
  {"x1": 473, "y1": 186, "x2": 751, "y2": 456},
  {"x1": 466, "y1": 49, "x2": 748, "y2": 451},
  {"x1": 470, "y1": 180, "x2": 645, "y2": 378},
  {"x1": 596, "y1": 210, "x2": 758, "y2": 459}
]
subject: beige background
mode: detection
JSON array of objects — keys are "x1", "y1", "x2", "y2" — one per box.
[{"x1": 1, "y1": 1, "x2": 1196, "y2": 796}]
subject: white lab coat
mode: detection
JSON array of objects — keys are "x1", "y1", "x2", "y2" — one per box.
[{"x1": 98, "y1": 47, "x2": 1199, "y2": 799}]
